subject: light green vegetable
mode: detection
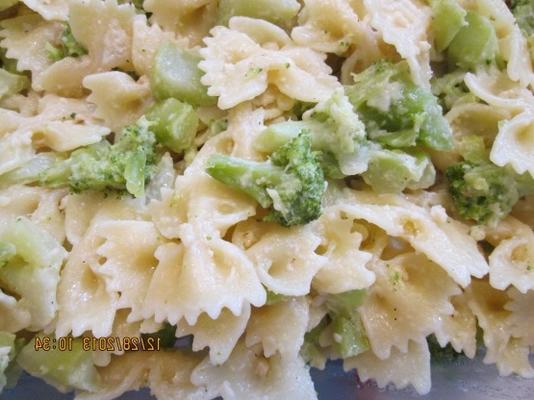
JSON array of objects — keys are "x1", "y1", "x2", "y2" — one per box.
[
  {"x1": 0, "y1": 68, "x2": 28, "y2": 100},
  {"x1": 17, "y1": 335, "x2": 101, "y2": 392},
  {"x1": 446, "y1": 161, "x2": 534, "y2": 225},
  {"x1": 346, "y1": 61, "x2": 453, "y2": 151},
  {"x1": 0, "y1": 0, "x2": 17, "y2": 12},
  {"x1": 256, "y1": 90, "x2": 366, "y2": 156},
  {"x1": 207, "y1": 131, "x2": 326, "y2": 226},
  {"x1": 151, "y1": 42, "x2": 215, "y2": 106},
  {"x1": 4, "y1": 119, "x2": 158, "y2": 197},
  {"x1": 511, "y1": 0, "x2": 534, "y2": 60},
  {"x1": 326, "y1": 290, "x2": 369, "y2": 358},
  {"x1": 265, "y1": 289, "x2": 288, "y2": 305},
  {"x1": 431, "y1": 71, "x2": 470, "y2": 111},
  {"x1": 0, "y1": 242, "x2": 16, "y2": 268},
  {"x1": 145, "y1": 98, "x2": 199, "y2": 153},
  {"x1": 0, "y1": 217, "x2": 66, "y2": 330},
  {"x1": 447, "y1": 12, "x2": 498, "y2": 69},
  {"x1": 46, "y1": 24, "x2": 87, "y2": 62},
  {"x1": 300, "y1": 317, "x2": 328, "y2": 368},
  {"x1": 217, "y1": 0, "x2": 300, "y2": 28},
  {"x1": 362, "y1": 150, "x2": 436, "y2": 193},
  {"x1": 430, "y1": 0, "x2": 467, "y2": 52}
]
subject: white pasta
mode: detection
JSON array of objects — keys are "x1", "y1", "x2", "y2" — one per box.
[
  {"x1": 344, "y1": 340, "x2": 431, "y2": 395},
  {"x1": 245, "y1": 297, "x2": 309, "y2": 358},
  {"x1": 1, "y1": 0, "x2": 534, "y2": 397},
  {"x1": 83, "y1": 71, "x2": 152, "y2": 132},
  {"x1": 191, "y1": 341, "x2": 317, "y2": 400},
  {"x1": 199, "y1": 17, "x2": 340, "y2": 110},
  {"x1": 359, "y1": 253, "x2": 460, "y2": 359}
]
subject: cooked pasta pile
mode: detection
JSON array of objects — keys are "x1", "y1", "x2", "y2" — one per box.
[{"x1": 1, "y1": 0, "x2": 534, "y2": 398}]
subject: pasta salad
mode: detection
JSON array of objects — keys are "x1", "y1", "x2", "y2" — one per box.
[{"x1": 0, "y1": 0, "x2": 533, "y2": 398}]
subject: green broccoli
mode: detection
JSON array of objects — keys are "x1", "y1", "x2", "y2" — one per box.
[
  {"x1": 3, "y1": 118, "x2": 158, "y2": 197},
  {"x1": 431, "y1": 71, "x2": 473, "y2": 111},
  {"x1": 206, "y1": 131, "x2": 326, "y2": 227},
  {"x1": 346, "y1": 61, "x2": 453, "y2": 151},
  {"x1": 446, "y1": 161, "x2": 523, "y2": 225},
  {"x1": 145, "y1": 98, "x2": 199, "y2": 154},
  {"x1": 0, "y1": 68, "x2": 28, "y2": 101},
  {"x1": 46, "y1": 23, "x2": 87, "y2": 62},
  {"x1": 511, "y1": 0, "x2": 534, "y2": 60}
]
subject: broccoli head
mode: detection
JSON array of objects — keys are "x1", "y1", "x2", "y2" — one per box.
[
  {"x1": 446, "y1": 161, "x2": 521, "y2": 225},
  {"x1": 46, "y1": 23, "x2": 87, "y2": 62},
  {"x1": 206, "y1": 131, "x2": 326, "y2": 227},
  {"x1": 346, "y1": 61, "x2": 453, "y2": 151},
  {"x1": 8, "y1": 118, "x2": 159, "y2": 197}
]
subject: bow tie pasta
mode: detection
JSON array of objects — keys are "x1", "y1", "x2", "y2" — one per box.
[{"x1": 1, "y1": 0, "x2": 534, "y2": 398}]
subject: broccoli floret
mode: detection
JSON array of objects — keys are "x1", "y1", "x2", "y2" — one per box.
[
  {"x1": 431, "y1": 71, "x2": 473, "y2": 111},
  {"x1": 8, "y1": 118, "x2": 158, "y2": 197},
  {"x1": 346, "y1": 61, "x2": 453, "y2": 151},
  {"x1": 446, "y1": 161, "x2": 521, "y2": 224},
  {"x1": 46, "y1": 24, "x2": 87, "y2": 62},
  {"x1": 207, "y1": 131, "x2": 326, "y2": 227},
  {"x1": 511, "y1": 0, "x2": 534, "y2": 60}
]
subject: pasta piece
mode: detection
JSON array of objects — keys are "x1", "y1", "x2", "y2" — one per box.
[
  {"x1": 0, "y1": 13, "x2": 63, "y2": 91},
  {"x1": 0, "y1": 290, "x2": 31, "y2": 332},
  {"x1": 143, "y1": 228, "x2": 265, "y2": 325},
  {"x1": 247, "y1": 223, "x2": 327, "y2": 296},
  {"x1": 488, "y1": 218, "x2": 534, "y2": 293},
  {"x1": 363, "y1": 0, "x2": 432, "y2": 87},
  {"x1": 245, "y1": 297, "x2": 309, "y2": 358},
  {"x1": 77, "y1": 350, "x2": 208, "y2": 400},
  {"x1": 0, "y1": 130, "x2": 34, "y2": 176},
  {"x1": 55, "y1": 224, "x2": 119, "y2": 338},
  {"x1": 226, "y1": 102, "x2": 266, "y2": 160},
  {"x1": 191, "y1": 341, "x2": 317, "y2": 400},
  {"x1": 34, "y1": 121, "x2": 110, "y2": 152},
  {"x1": 312, "y1": 207, "x2": 375, "y2": 294},
  {"x1": 291, "y1": 0, "x2": 371, "y2": 55},
  {"x1": 21, "y1": 0, "x2": 70, "y2": 21},
  {"x1": 83, "y1": 71, "x2": 152, "y2": 132},
  {"x1": 89, "y1": 220, "x2": 162, "y2": 323},
  {"x1": 359, "y1": 253, "x2": 460, "y2": 359},
  {"x1": 464, "y1": 70, "x2": 534, "y2": 112},
  {"x1": 490, "y1": 111, "x2": 534, "y2": 178},
  {"x1": 199, "y1": 16, "x2": 340, "y2": 109},
  {"x1": 250, "y1": 86, "x2": 294, "y2": 121},
  {"x1": 176, "y1": 305, "x2": 251, "y2": 365},
  {"x1": 466, "y1": 280, "x2": 534, "y2": 378},
  {"x1": 144, "y1": 0, "x2": 217, "y2": 45},
  {"x1": 434, "y1": 293, "x2": 477, "y2": 358},
  {"x1": 505, "y1": 288, "x2": 534, "y2": 347},
  {"x1": 338, "y1": 191, "x2": 489, "y2": 287},
  {"x1": 40, "y1": 0, "x2": 136, "y2": 97},
  {"x1": 344, "y1": 340, "x2": 431, "y2": 395}
]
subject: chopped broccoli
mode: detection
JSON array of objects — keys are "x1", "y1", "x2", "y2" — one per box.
[
  {"x1": 217, "y1": 0, "x2": 300, "y2": 28},
  {"x1": 142, "y1": 323, "x2": 176, "y2": 348},
  {"x1": 151, "y1": 42, "x2": 216, "y2": 106},
  {"x1": 447, "y1": 12, "x2": 499, "y2": 69},
  {"x1": 207, "y1": 131, "x2": 326, "y2": 226},
  {"x1": 431, "y1": 71, "x2": 472, "y2": 111},
  {"x1": 446, "y1": 161, "x2": 522, "y2": 224},
  {"x1": 346, "y1": 61, "x2": 453, "y2": 151},
  {"x1": 326, "y1": 290, "x2": 369, "y2": 358},
  {"x1": 0, "y1": 0, "x2": 18, "y2": 12},
  {"x1": 46, "y1": 24, "x2": 87, "y2": 62},
  {"x1": 0, "y1": 68, "x2": 29, "y2": 100},
  {"x1": 4, "y1": 119, "x2": 158, "y2": 197},
  {"x1": 255, "y1": 88, "x2": 438, "y2": 192},
  {"x1": 511, "y1": 0, "x2": 534, "y2": 60},
  {"x1": 145, "y1": 98, "x2": 199, "y2": 153},
  {"x1": 430, "y1": 0, "x2": 467, "y2": 52}
]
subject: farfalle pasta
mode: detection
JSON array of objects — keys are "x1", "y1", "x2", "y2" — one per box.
[{"x1": 1, "y1": 0, "x2": 534, "y2": 399}]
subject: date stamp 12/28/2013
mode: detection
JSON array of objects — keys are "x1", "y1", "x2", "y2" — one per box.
[{"x1": 33, "y1": 336, "x2": 161, "y2": 352}]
